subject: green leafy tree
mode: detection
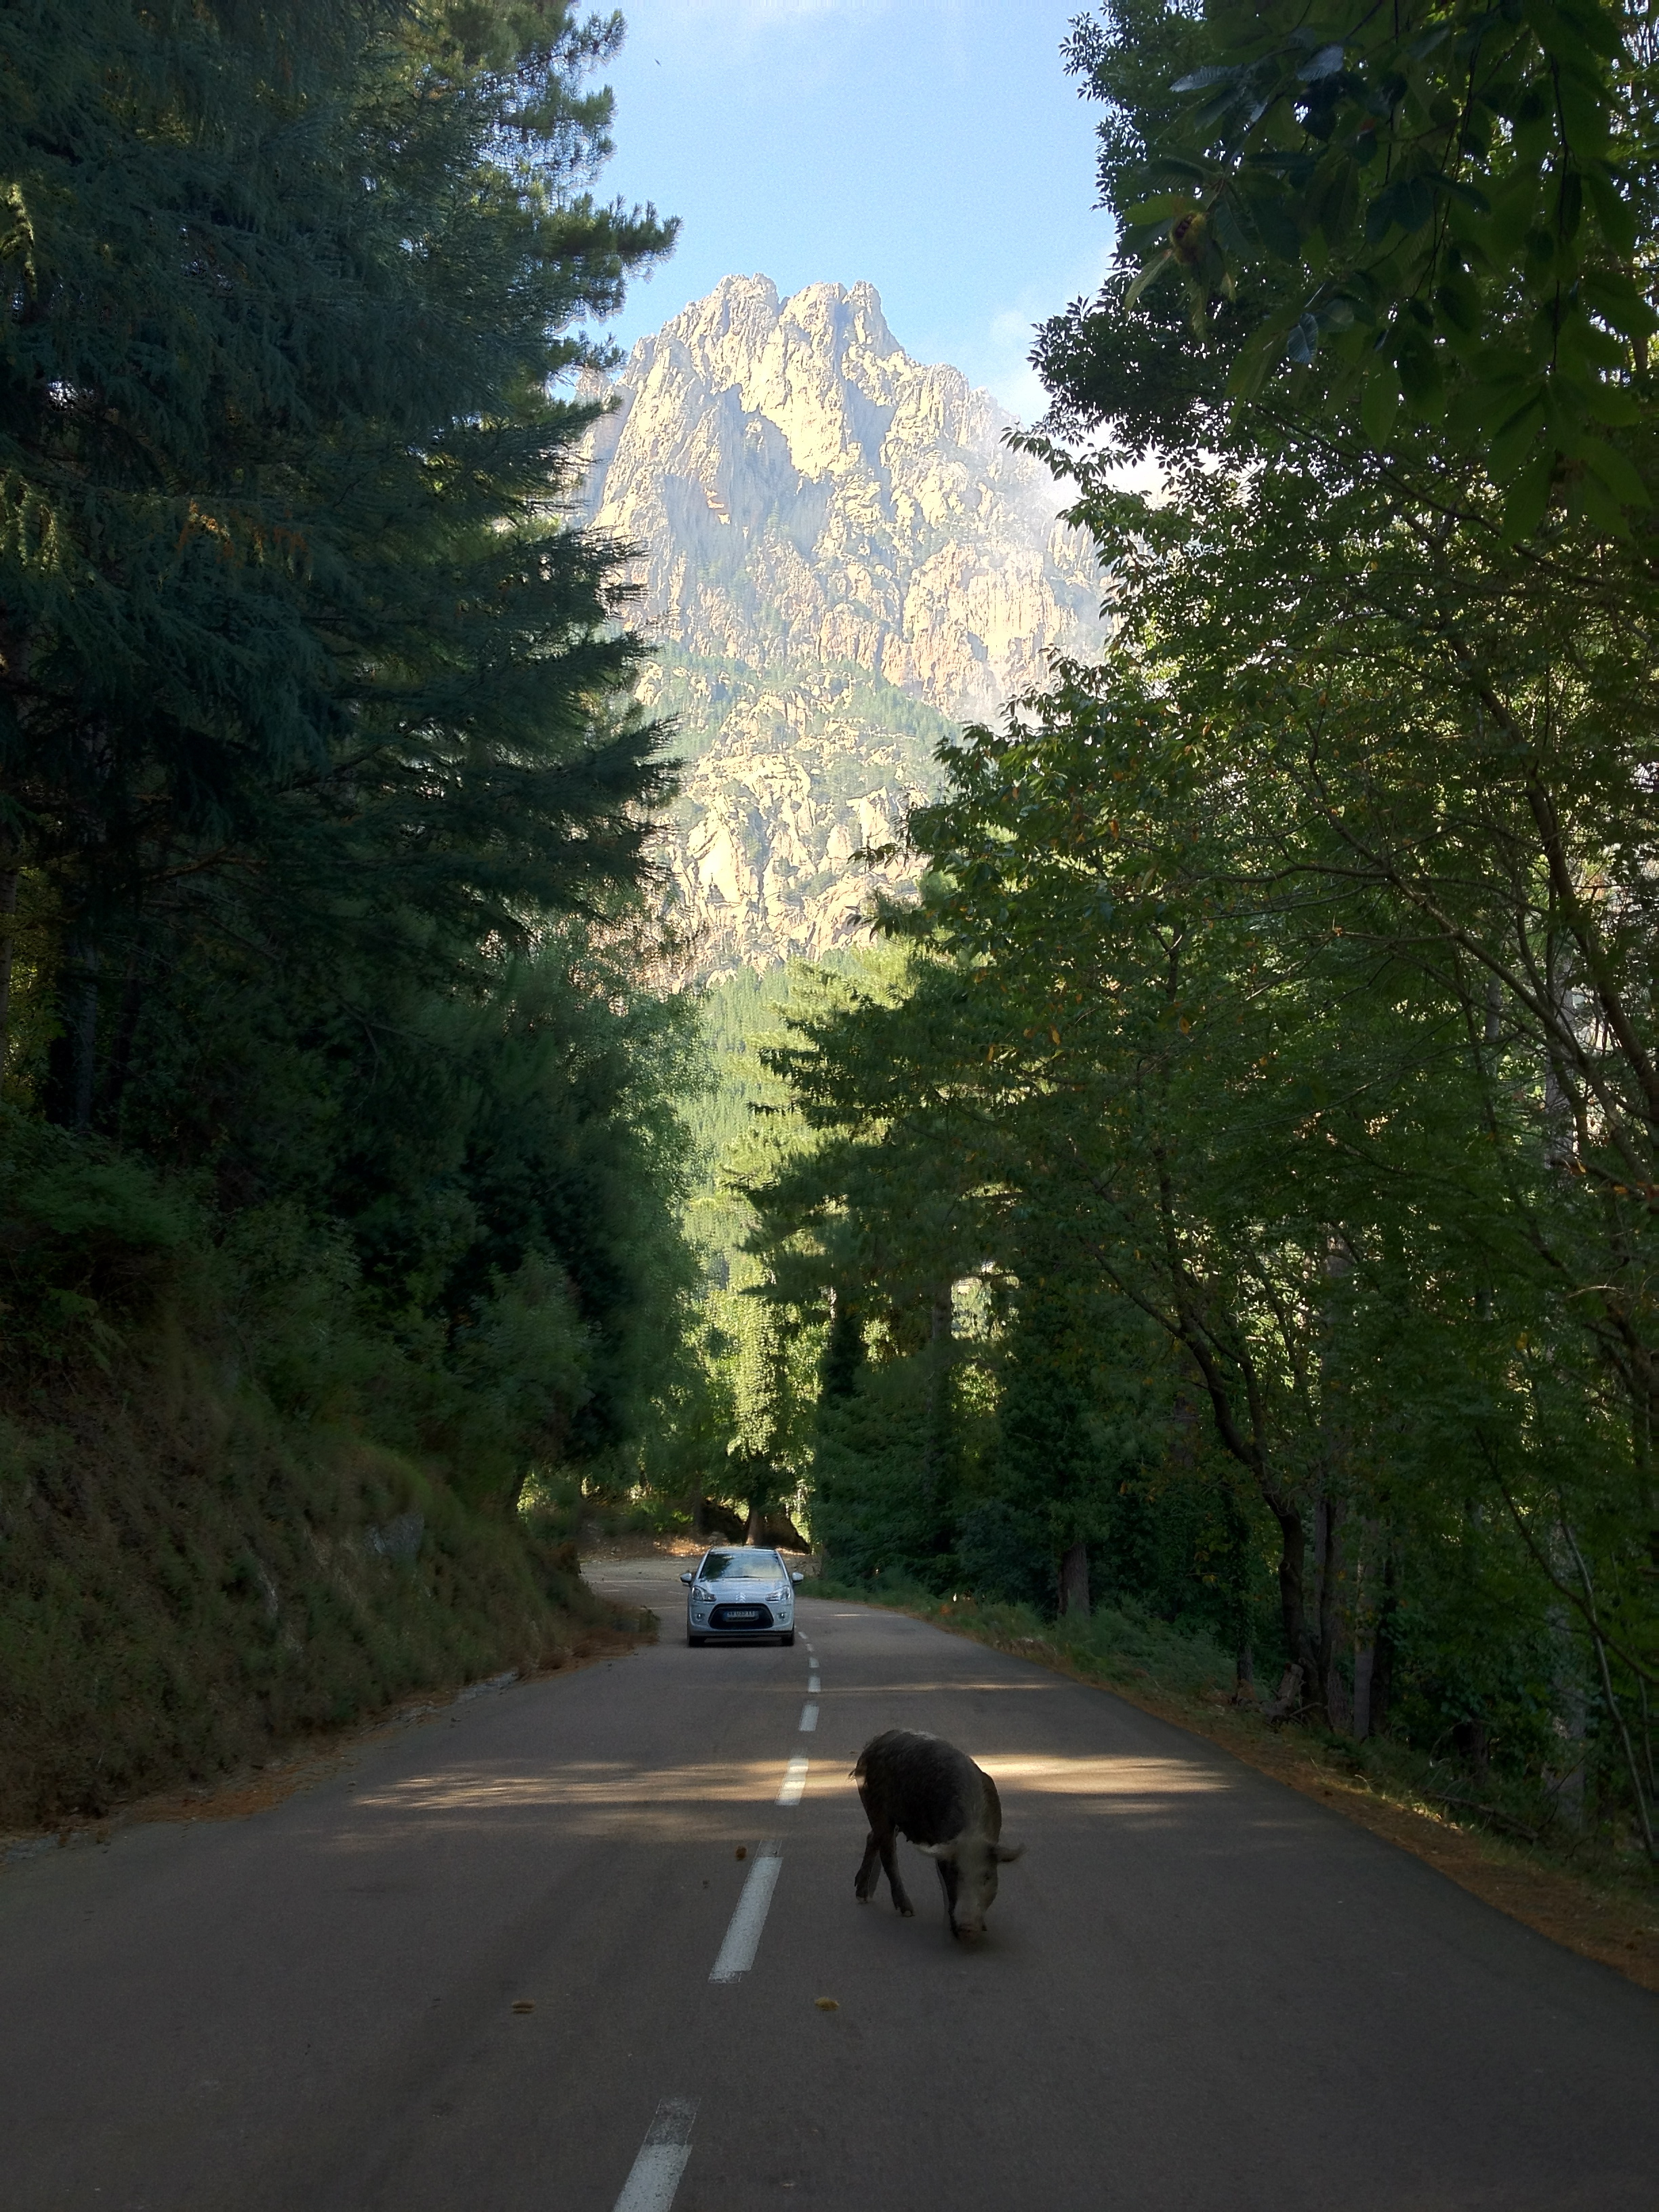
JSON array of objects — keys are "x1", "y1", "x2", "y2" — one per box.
[
  {"x1": 1012, "y1": 2, "x2": 1659, "y2": 1828},
  {"x1": 1056, "y1": 0, "x2": 1657, "y2": 533}
]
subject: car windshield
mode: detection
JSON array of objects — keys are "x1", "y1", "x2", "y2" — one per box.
[{"x1": 699, "y1": 1551, "x2": 781, "y2": 1580}]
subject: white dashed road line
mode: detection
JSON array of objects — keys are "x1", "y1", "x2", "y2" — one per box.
[
  {"x1": 709, "y1": 1839, "x2": 783, "y2": 1983},
  {"x1": 612, "y1": 2097, "x2": 698, "y2": 2212},
  {"x1": 623, "y1": 1617, "x2": 823, "y2": 2188}
]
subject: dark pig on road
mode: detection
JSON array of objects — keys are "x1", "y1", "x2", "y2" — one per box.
[{"x1": 853, "y1": 1728, "x2": 1022, "y2": 1940}]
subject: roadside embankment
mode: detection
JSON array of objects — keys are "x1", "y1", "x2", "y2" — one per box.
[{"x1": 0, "y1": 1331, "x2": 646, "y2": 1834}]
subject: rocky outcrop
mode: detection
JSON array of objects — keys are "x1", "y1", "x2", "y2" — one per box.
[
  {"x1": 582, "y1": 275, "x2": 1103, "y2": 975},
  {"x1": 634, "y1": 651, "x2": 951, "y2": 972}
]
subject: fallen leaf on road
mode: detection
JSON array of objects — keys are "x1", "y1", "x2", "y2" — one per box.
[
  {"x1": 512, "y1": 2001, "x2": 534, "y2": 2013},
  {"x1": 815, "y1": 1997, "x2": 839, "y2": 2011}
]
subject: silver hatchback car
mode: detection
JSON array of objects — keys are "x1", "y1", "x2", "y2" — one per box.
[{"x1": 681, "y1": 1547, "x2": 804, "y2": 1645}]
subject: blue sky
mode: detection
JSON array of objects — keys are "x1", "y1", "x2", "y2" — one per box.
[{"x1": 583, "y1": 0, "x2": 1113, "y2": 421}]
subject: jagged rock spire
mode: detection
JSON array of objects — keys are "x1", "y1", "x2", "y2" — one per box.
[{"x1": 583, "y1": 277, "x2": 1104, "y2": 975}]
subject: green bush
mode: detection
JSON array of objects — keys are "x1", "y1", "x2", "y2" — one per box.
[{"x1": 808, "y1": 1574, "x2": 1234, "y2": 1704}]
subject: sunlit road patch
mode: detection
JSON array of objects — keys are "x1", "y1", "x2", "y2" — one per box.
[{"x1": 977, "y1": 1754, "x2": 1232, "y2": 1797}]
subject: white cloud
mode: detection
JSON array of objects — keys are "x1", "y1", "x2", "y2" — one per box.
[{"x1": 951, "y1": 241, "x2": 1114, "y2": 424}]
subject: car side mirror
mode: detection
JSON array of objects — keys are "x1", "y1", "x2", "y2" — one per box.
[
  {"x1": 791, "y1": 1572, "x2": 804, "y2": 1584},
  {"x1": 680, "y1": 1572, "x2": 693, "y2": 1584}
]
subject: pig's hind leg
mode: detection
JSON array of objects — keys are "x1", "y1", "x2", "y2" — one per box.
[
  {"x1": 853, "y1": 1790, "x2": 914, "y2": 1916},
  {"x1": 878, "y1": 1826, "x2": 916, "y2": 1916},
  {"x1": 854, "y1": 1826, "x2": 883, "y2": 1902},
  {"x1": 854, "y1": 1781, "x2": 885, "y2": 1902}
]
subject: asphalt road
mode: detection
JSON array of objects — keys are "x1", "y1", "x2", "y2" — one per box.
[{"x1": 3, "y1": 1561, "x2": 1656, "y2": 2212}]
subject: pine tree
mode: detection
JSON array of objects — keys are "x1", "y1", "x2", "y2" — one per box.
[{"x1": 1, "y1": 0, "x2": 675, "y2": 1120}]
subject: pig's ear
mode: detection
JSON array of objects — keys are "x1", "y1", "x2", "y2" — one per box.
[
  {"x1": 917, "y1": 1841, "x2": 958, "y2": 1862},
  {"x1": 994, "y1": 1842, "x2": 1024, "y2": 1863}
]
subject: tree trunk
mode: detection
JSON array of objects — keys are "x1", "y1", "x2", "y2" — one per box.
[
  {"x1": 1547, "y1": 1605, "x2": 1587, "y2": 1830},
  {"x1": 1267, "y1": 1495, "x2": 1315, "y2": 1697},
  {"x1": 1368, "y1": 1551, "x2": 1397, "y2": 1737},
  {"x1": 1475, "y1": 976, "x2": 1503, "y2": 1321},
  {"x1": 1314, "y1": 1492, "x2": 1345, "y2": 1725},
  {"x1": 1166, "y1": 1324, "x2": 1311, "y2": 1700},
  {"x1": 100, "y1": 937, "x2": 149, "y2": 1130},
  {"x1": 1453, "y1": 1716, "x2": 1491, "y2": 1780},
  {"x1": 1219, "y1": 1468, "x2": 1254, "y2": 1694},
  {"x1": 44, "y1": 926, "x2": 99, "y2": 1132},
  {"x1": 1352, "y1": 1643, "x2": 1374, "y2": 1740},
  {"x1": 1541, "y1": 944, "x2": 1578, "y2": 1172},
  {"x1": 1058, "y1": 1538, "x2": 1090, "y2": 1619},
  {"x1": 0, "y1": 859, "x2": 18, "y2": 1075}
]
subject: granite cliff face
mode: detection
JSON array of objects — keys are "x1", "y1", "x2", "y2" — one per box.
[{"x1": 582, "y1": 274, "x2": 1103, "y2": 973}]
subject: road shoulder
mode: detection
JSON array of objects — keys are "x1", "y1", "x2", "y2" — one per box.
[{"x1": 808, "y1": 1589, "x2": 1659, "y2": 1997}]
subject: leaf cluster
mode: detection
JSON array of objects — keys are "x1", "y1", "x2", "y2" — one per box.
[{"x1": 1050, "y1": 0, "x2": 1659, "y2": 535}]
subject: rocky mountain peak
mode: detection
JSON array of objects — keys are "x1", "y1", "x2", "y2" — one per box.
[{"x1": 582, "y1": 276, "x2": 1104, "y2": 975}]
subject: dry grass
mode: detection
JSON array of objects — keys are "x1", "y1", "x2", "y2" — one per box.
[
  {"x1": 0, "y1": 1328, "x2": 639, "y2": 1830},
  {"x1": 1, "y1": 1620, "x2": 651, "y2": 1860}
]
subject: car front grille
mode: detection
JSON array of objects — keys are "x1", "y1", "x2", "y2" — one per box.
[{"x1": 710, "y1": 1603, "x2": 774, "y2": 1628}]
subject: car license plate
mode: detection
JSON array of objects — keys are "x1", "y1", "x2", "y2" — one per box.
[{"x1": 726, "y1": 1607, "x2": 761, "y2": 1622}]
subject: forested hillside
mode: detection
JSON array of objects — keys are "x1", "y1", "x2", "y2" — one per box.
[
  {"x1": 0, "y1": 0, "x2": 691, "y2": 1823},
  {"x1": 737, "y1": 0, "x2": 1659, "y2": 1871}
]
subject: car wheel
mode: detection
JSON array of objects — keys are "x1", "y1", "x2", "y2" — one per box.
[
  {"x1": 687, "y1": 1632, "x2": 707, "y2": 1647},
  {"x1": 780, "y1": 1631, "x2": 796, "y2": 1647}
]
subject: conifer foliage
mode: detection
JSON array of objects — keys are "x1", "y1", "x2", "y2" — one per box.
[
  {"x1": 0, "y1": 0, "x2": 697, "y2": 1814},
  {"x1": 2, "y1": 0, "x2": 674, "y2": 1070}
]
